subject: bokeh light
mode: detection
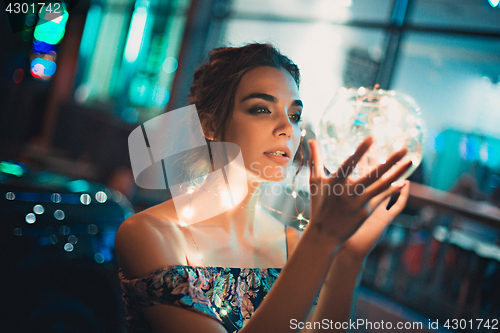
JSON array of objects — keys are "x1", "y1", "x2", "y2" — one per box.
[
  {"x1": 13, "y1": 69, "x2": 24, "y2": 83},
  {"x1": 94, "y1": 253, "x2": 105, "y2": 264},
  {"x1": 68, "y1": 179, "x2": 90, "y2": 192},
  {"x1": 33, "y1": 204, "x2": 44, "y2": 214},
  {"x1": 30, "y1": 58, "x2": 57, "y2": 76},
  {"x1": 87, "y1": 224, "x2": 98, "y2": 235},
  {"x1": 25, "y1": 213, "x2": 36, "y2": 224},
  {"x1": 59, "y1": 225, "x2": 70, "y2": 235},
  {"x1": 153, "y1": 86, "x2": 170, "y2": 106},
  {"x1": 51, "y1": 192, "x2": 62, "y2": 203},
  {"x1": 50, "y1": 235, "x2": 58, "y2": 244},
  {"x1": 33, "y1": 40, "x2": 57, "y2": 54},
  {"x1": 80, "y1": 193, "x2": 91, "y2": 205},
  {"x1": 121, "y1": 107, "x2": 139, "y2": 124},
  {"x1": 34, "y1": 4, "x2": 69, "y2": 45},
  {"x1": 25, "y1": 13, "x2": 37, "y2": 26},
  {"x1": 162, "y1": 57, "x2": 178, "y2": 73},
  {"x1": 68, "y1": 235, "x2": 78, "y2": 244},
  {"x1": 95, "y1": 191, "x2": 108, "y2": 203},
  {"x1": 54, "y1": 209, "x2": 65, "y2": 220}
]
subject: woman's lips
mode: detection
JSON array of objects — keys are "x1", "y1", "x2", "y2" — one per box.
[{"x1": 264, "y1": 153, "x2": 290, "y2": 164}]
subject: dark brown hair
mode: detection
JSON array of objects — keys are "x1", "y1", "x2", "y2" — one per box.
[{"x1": 188, "y1": 43, "x2": 300, "y2": 141}]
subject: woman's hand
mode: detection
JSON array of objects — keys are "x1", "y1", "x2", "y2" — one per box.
[
  {"x1": 307, "y1": 137, "x2": 412, "y2": 253},
  {"x1": 337, "y1": 180, "x2": 410, "y2": 262}
]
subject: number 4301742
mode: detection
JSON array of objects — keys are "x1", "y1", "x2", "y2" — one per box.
[{"x1": 5, "y1": 3, "x2": 61, "y2": 14}]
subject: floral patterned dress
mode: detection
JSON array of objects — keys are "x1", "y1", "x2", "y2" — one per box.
[{"x1": 119, "y1": 265, "x2": 284, "y2": 333}]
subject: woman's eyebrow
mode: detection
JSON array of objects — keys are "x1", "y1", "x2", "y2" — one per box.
[
  {"x1": 241, "y1": 93, "x2": 303, "y2": 108},
  {"x1": 241, "y1": 93, "x2": 277, "y2": 103}
]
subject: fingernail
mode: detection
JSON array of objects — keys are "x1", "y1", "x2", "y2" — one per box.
[{"x1": 391, "y1": 180, "x2": 405, "y2": 187}]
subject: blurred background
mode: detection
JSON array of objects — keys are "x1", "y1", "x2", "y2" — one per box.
[{"x1": 1, "y1": 0, "x2": 500, "y2": 332}]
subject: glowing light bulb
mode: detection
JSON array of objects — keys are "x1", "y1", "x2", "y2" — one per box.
[{"x1": 318, "y1": 88, "x2": 425, "y2": 181}]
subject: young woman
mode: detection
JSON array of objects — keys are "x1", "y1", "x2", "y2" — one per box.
[{"x1": 115, "y1": 43, "x2": 412, "y2": 333}]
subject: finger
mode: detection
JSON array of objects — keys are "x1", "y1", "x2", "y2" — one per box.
[
  {"x1": 373, "y1": 196, "x2": 392, "y2": 215},
  {"x1": 308, "y1": 139, "x2": 326, "y2": 179},
  {"x1": 366, "y1": 181, "x2": 405, "y2": 213},
  {"x1": 363, "y1": 159, "x2": 412, "y2": 200},
  {"x1": 355, "y1": 148, "x2": 408, "y2": 188},
  {"x1": 333, "y1": 136, "x2": 373, "y2": 183},
  {"x1": 387, "y1": 180, "x2": 410, "y2": 217},
  {"x1": 367, "y1": 197, "x2": 394, "y2": 229}
]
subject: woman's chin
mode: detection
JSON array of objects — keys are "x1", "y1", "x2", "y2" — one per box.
[{"x1": 246, "y1": 167, "x2": 288, "y2": 183}]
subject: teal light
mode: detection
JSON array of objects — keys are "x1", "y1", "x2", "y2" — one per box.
[
  {"x1": 121, "y1": 107, "x2": 140, "y2": 124},
  {"x1": 162, "y1": 57, "x2": 178, "y2": 73},
  {"x1": 153, "y1": 86, "x2": 170, "y2": 106},
  {"x1": 129, "y1": 76, "x2": 150, "y2": 105},
  {"x1": 79, "y1": 5, "x2": 101, "y2": 58},
  {"x1": 124, "y1": 7, "x2": 148, "y2": 63},
  {"x1": 34, "y1": 3, "x2": 69, "y2": 45},
  {"x1": 68, "y1": 179, "x2": 90, "y2": 192},
  {"x1": 0, "y1": 161, "x2": 24, "y2": 177}
]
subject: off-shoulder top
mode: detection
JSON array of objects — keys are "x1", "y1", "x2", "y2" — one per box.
[{"x1": 119, "y1": 265, "x2": 285, "y2": 333}]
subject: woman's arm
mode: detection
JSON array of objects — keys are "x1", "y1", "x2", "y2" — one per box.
[
  {"x1": 240, "y1": 222, "x2": 342, "y2": 332},
  {"x1": 303, "y1": 181, "x2": 411, "y2": 333}
]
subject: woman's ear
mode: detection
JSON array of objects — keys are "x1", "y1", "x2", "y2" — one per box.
[{"x1": 200, "y1": 116, "x2": 216, "y2": 141}]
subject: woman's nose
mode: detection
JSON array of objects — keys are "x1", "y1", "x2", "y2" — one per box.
[{"x1": 274, "y1": 111, "x2": 294, "y2": 138}]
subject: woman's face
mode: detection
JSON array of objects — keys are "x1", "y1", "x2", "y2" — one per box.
[{"x1": 225, "y1": 66, "x2": 303, "y2": 183}]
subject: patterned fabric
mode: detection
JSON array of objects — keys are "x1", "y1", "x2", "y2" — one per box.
[{"x1": 119, "y1": 265, "x2": 283, "y2": 333}]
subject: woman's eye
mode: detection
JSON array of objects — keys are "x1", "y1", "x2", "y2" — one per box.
[
  {"x1": 249, "y1": 107, "x2": 271, "y2": 114},
  {"x1": 288, "y1": 114, "x2": 302, "y2": 123}
]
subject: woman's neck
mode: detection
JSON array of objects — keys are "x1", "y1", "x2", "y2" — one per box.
[{"x1": 184, "y1": 174, "x2": 264, "y2": 241}]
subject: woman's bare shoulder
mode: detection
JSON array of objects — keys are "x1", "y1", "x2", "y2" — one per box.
[{"x1": 115, "y1": 200, "x2": 188, "y2": 279}]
